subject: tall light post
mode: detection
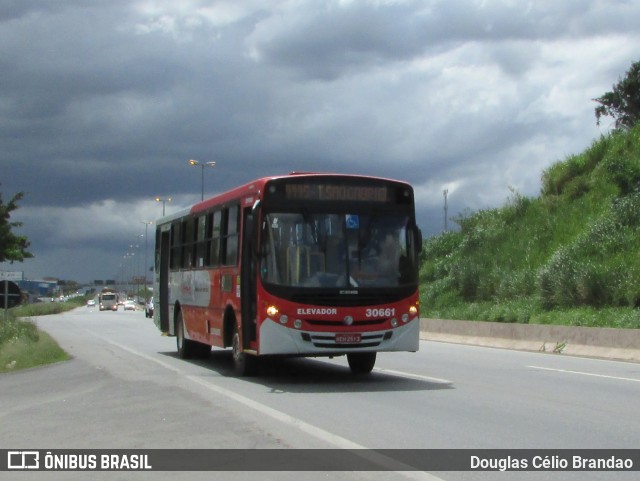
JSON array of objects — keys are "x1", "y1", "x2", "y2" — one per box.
[
  {"x1": 141, "y1": 221, "x2": 153, "y2": 300},
  {"x1": 129, "y1": 244, "x2": 139, "y2": 295},
  {"x1": 155, "y1": 197, "x2": 172, "y2": 216},
  {"x1": 189, "y1": 159, "x2": 216, "y2": 201},
  {"x1": 119, "y1": 257, "x2": 128, "y2": 292},
  {"x1": 136, "y1": 236, "x2": 143, "y2": 291},
  {"x1": 124, "y1": 252, "x2": 134, "y2": 294},
  {"x1": 443, "y1": 189, "x2": 449, "y2": 233}
]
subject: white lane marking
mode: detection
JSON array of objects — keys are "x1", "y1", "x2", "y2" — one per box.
[
  {"x1": 91, "y1": 333, "x2": 444, "y2": 481},
  {"x1": 528, "y1": 365, "x2": 640, "y2": 383},
  {"x1": 373, "y1": 367, "x2": 453, "y2": 385}
]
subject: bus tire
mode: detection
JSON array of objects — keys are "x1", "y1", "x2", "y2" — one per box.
[
  {"x1": 176, "y1": 311, "x2": 192, "y2": 359},
  {"x1": 347, "y1": 352, "x2": 376, "y2": 374},
  {"x1": 176, "y1": 310, "x2": 210, "y2": 359},
  {"x1": 232, "y1": 323, "x2": 257, "y2": 377}
]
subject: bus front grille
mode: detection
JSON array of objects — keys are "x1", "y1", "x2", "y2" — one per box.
[
  {"x1": 303, "y1": 333, "x2": 387, "y2": 349},
  {"x1": 305, "y1": 318, "x2": 387, "y2": 327}
]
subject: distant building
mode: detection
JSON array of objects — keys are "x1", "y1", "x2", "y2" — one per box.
[{"x1": 17, "y1": 279, "x2": 60, "y2": 300}]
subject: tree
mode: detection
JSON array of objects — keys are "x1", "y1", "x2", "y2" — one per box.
[
  {"x1": 0, "y1": 189, "x2": 33, "y2": 263},
  {"x1": 594, "y1": 60, "x2": 640, "y2": 130}
]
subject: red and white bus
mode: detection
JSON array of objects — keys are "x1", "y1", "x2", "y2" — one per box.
[{"x1": 153, "y1": 173, "x2": 422, "y2": 375}]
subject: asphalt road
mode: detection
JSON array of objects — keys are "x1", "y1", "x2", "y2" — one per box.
[{"x1": 2, "y1": 307, "x2": 639, "y2": 481}]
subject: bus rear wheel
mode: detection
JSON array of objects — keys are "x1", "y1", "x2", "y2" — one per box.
[
  {"x1": 347, "y1": 352, "x2": 376, "y2": 374},
  {"x1": 176, "y1": 311, "x2": 210, "y2": 359},
  {"x1": 232, "y1": 324, "x2": 257, "y2": 376}
]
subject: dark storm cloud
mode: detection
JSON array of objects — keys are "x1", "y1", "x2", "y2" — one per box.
[{"x1": 246, "y1": 0, "x2": 638, "y2": 81}]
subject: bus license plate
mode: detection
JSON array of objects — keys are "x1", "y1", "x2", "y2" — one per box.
[{"x1": 336, "y1": 333, "x2": 361, "y2": 344}]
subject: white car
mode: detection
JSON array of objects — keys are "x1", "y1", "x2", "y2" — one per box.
[
  {"x1": 87, "y1": 299, "x2": 96, "y2": 307},
  {"x1": 123, "y1": 300, "x2": 136, "y2": 311}
]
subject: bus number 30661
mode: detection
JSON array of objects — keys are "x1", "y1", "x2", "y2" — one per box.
[{"x1": 365, "y1": 308, "x2": 396, "y2": 318}]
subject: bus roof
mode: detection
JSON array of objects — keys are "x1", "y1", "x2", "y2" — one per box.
[{"x1": 155, "y1": 172, "x2": 412, "y2": 225}]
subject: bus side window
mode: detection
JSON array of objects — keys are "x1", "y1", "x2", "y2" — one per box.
[
  {"x1": 222, "y1": 205, "x2": 239, "y2": 266},
  {"x1": 170, "y1": 222, "x2": 181, "y2": 270},
  {"x1": 195, "y1": 214, "x2": 207, "y2": 268},
  {"x1": 181, "y1": 218, "x2": 195, "y2": 268},
  {"x1": 208, "y1": 210, "x2": 222, "y2": 267}
]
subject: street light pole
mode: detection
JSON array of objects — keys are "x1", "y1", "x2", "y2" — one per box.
[
  {"x1": 129, "y1": 244, "x2": 139, "y2": 295},
  {"x1": 189, "y1": 159, "x2": 216, "y2": 201},
  {"x1": 124, "y1": 252, "x2": 134, "y2": 294},
  {"x1": 443, "y1": 189, "x2": 449, "y2": 233},
  {"x1": 155, "y1": 197, "x2": 172, "y2": 216},
  {"x1": 141, "y1": 221, "x2": 153, "y2": 300}
]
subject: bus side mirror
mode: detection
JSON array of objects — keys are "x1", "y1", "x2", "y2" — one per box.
[{"x1": 415, "y1": 227, "x2": 423, "y2": 253}]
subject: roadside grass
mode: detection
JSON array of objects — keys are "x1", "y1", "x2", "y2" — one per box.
[
  {"x1": 0, "y1": 298, "x2": 86, "y2": 373},
  {"x1": 425, "y1": 298, "x2": 640, "y2": 329},
  {"x1": 11, "y1": 296, "x2": 87, "y2": 317},
  {"x1": 0, "y1": 320, "x2": 69, "y2": 373},
  {"x1": 530, "y1": 307, "x2": 640, "y2": 329}
]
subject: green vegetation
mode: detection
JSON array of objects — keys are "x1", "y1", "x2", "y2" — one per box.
[
  {"x1": 594, "y1": 60, "x2": 640, "y2": 130},
  {"x1": 420, "y1": 123, "x2": 640, "y2": 328},
  {"x1": 0, "y1": 319, "x2": 69, "y2": 373},
  {"x1": 11, "y1": 295, "x2": 88, "y2": 317},
  {"x1": 0, "y1": 188, "x2": 33, "y2": 263},
  {"x1": 0, "y1": 297, "x2": 88, "y2": 373}
]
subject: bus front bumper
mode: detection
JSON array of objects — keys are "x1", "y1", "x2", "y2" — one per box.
[{"x1": 257, "y1": 317, "x2": 420, "y2": 356}]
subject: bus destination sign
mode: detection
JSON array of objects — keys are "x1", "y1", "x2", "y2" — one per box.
[{"x1": 284, "y1": 183, "x2": 391, "y2": 203}]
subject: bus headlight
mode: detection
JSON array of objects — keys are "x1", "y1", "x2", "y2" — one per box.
[
  {"x1": 390, "y1": 318, "x2": 398, "y2": 328},
  {"x1": 409, "y1": 305, "x2": 419, "y2": 316},
  {"x1": 293, "y1": 319, "x2": 302, "y2": 329},
  {"x1": 401, "y1": 313, "x2": 409, "y2": 323},
  {"x1": 266, "y1": 305, "x2": 279, "y2": 318},
  {"x1": 279, "y1": 315, "x2": 289, "y2": 325}
]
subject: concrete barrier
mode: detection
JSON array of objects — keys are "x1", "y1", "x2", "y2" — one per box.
[{"x1": 420, "y1": 318, "x2": 640, "y2": 363}]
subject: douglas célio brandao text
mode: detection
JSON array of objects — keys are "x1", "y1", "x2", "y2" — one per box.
[{"x1": 470, "y1": 454, "x2": 634, "y2": 471}]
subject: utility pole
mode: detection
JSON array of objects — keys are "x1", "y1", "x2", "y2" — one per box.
[{"x1": 443, "y1": 189, "x2": 449, "y2": 232}]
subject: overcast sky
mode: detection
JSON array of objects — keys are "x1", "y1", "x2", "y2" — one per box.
[{"x1": 1, "y1": 0, "x2": 638, "y2": 284}]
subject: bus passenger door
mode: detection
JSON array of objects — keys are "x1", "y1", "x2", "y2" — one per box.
[
  {"x1": 240, "y1": 206, "x2": 257, "y2": 348},
  {"x1": 159, "y1": 230, "x2": 171, "y2": 333}
]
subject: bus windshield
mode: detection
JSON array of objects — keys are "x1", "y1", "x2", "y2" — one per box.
[{"x1": 260, "y1": 212, "x2": 418, "y2": 289}]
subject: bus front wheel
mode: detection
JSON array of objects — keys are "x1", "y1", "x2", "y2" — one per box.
[
  {"x1": 232, "y1": 324, "x2": 257, "y2": 376},
  {"x1": 347, "y1": 352, "x2": 376, "y2": 374}
]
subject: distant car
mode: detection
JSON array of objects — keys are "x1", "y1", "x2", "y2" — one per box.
[
  {"x1": 145, "y1": 298, "x2": 154, "y2": 318},
  {"x1": 123, "y1": 300, "x2": 136, "y2": 311},
  {"x1": 87, "y1": 299, "x2": 96, "y2": 307}
]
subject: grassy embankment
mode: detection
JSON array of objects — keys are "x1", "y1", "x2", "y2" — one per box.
[
  {"x1": 420, "y1": 123, "x2": 640, "y2": 328},
  {"x1": 0, "y1": 298, "x2": 87, "y2": 373}
]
